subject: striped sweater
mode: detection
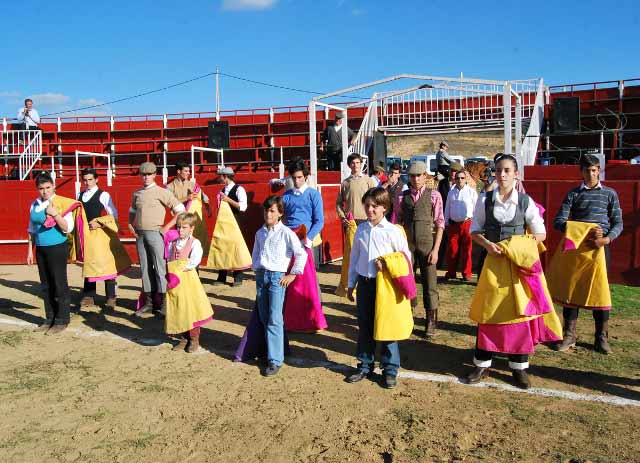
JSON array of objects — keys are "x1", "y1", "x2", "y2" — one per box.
[{"x1": 553, "y1": 183, "x2": 623, "y2": 241}]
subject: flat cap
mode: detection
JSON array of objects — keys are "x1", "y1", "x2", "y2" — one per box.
[
  {"x1": 408, "y1": 161, "x2": 427, "y2": 175},
  {"x1": 218, "y1": 166, "x2": 234, "y2": 176},
  {"x1": 139, "y1": 162, "x2": 157, "y2": 175}
]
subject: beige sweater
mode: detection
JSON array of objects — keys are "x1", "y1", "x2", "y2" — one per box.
[
  {"x1": 336, "y1": 175, "x2": 376, "y2": 221},
  {"x1": 130, "y1": 184, "x2": 182, "y2": 231}
]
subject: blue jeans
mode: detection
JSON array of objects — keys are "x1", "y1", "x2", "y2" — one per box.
[
  {"x1": 255, "y1": 269, "x2": 286, "y2": 366},
  {"x1": 356, "y1": 276, "x2": 400, "y2": 377}
]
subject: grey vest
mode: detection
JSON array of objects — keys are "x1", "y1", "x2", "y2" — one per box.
[
  {"x1": 401, "y1": 188, "x2": 433, "y2": 253},
  {"x1": 484, "y1": 190, "x2": 530, "y2": 243}
]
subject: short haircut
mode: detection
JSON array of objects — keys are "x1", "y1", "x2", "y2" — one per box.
[
  {"x1": 580, "y1": 154, "x2": 601, "y2": 169},
  {"x1": 373, "y1": 166, "x2": 385, "y2": 175},
  {"x1": 176, "y1": 212, "x2": 197, "y2": 227},
  {"x1": 263, "y1": 195, "x2": 285, "y2": 215},
  {"x1": 35, "y1": 171, "x2": 53, "y2": 186},
  {"x1": 347, "y1": 153, "x2": 362, "y2": 166},
  {"x1": 176, "y1": 160, "x2": 189, "y2": 172},
  {"x1": 494, "y1": 153, "x2": 518, "y2": 171},
  {"x1": 389, "y1": 162, "x2": 401, "y2": 172},
  {"x1": 81, "y1": 167, "x2": 98, "y2": 179},
  {"x1": 362, "y1": 187, "x2": 391, "y2": 211},
  {"x1": 25, "y1": 98, "x2": 33, "y2": 105},
  {"x1": 439, "y1": 142, "x2": 447, "y2": 148},
  {"x1": 287, "y1": 157, "x2": 309, "y2": 177}
]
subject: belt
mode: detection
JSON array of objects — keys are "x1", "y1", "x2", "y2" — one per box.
[{"x1": 358, "y1": 275, "x2": 376, "y2": 282}]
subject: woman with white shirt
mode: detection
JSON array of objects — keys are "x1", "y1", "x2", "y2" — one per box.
[
  {"x1": 27, "y1": 172, "x2": 77, "y2": 334},
  {"x1": 464, "y1": 154, "x2": 546, "y2": 390}
]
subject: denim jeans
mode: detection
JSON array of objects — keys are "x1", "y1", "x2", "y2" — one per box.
[
  {"x1": 356, "y1": 276, "x2": 400, "y2": 377},
  {"x1": 255, "y1": 269, "x2": 286, "y2": 366}
]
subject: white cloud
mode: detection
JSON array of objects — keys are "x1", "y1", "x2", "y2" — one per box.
[
  {"x1": 222, "y1": 0, "x2": 277, "y2": 11},
  {"x1": 0, "y1": 91, "x2": 20, "y2": 98},
  {"x1": 77, "y1": 98, "x2": 104, "y2": 107},
  {"x1": 29, "y1": 93, "x2": 71, "y2": 105}
]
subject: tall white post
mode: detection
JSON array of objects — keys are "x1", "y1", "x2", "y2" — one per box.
[
  {"x1": 74, "y1": 150, "x2": 81, "y2": 199},
  {"x1": 341, "y1": 110, "x2": 349, "y2": 181},
  {"x1": 279, "y1": 146, "x2": 285, "y2": 179},
  {"x1": 515, "y1": 94, "x2": 522, "y2": 157},
  {"x1": 190, "y1": 146, "x2": 195, "y2": 182},
  {"x1": 308, "y1": 102, "x2": 317, "y2": 182},
  {"x1": 503, "y1": 82, "x2": 512, "y2": 154},
  {"x1": 216, "y1": 67, "x2": 220, "y2": 122}
]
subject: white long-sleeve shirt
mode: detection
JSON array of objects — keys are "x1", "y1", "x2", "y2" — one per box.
[
  {"x1": 470, "y1": 189, "x2": 545, "y2": 235},
  {"x1": 223, "y1": 182, "x2": 247, "y2": 212},
  {"x1": 81, "y1": 186, "x2": 118, "y2": 220},
  {"x1": 174, "y1": 236, "x2": 203, "y2": 271},
  {"x1": 17, "y1": 107, "x2": 40, "y2": 127},
  {"x1": 252, "y1": 221, "x2": 307, "y2": 274},
  {"x1": 444, "y1": 184, "x2": 478, "y2": 224},
  {"x1": 348, "y1": 217, "x2": 411, "y2": 288}
]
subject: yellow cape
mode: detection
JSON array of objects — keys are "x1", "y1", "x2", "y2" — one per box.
[
  {"x1": 80, "y1": 213, "x2": 132, "y2": 280},
  {"x1": 205, "y1": 201, "x2": 252, "y2": 270},
  {"x1": 335, "y1": 218, "x2": 358, "y2": 297},
  {"x1": 165, "y1": 258, "x2": 214, "y2": 334},
  {"x1": 374, "y1": 251, "x2": 414, "y2": 341},
  {"x1": 547, "y1": 221, "x2": 611, "y2": 309},
  {"x1": 470, "y1": 235, "x2": 562, "y2": 337},
  {"x1": 49, "y1": 195, "x2": 82, "y2": 262},
  {"x1": 185, "y1": 191, "x2": 209, "y2": 258}
]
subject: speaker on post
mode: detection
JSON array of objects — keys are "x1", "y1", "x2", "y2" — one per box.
[
  {"x1": 372, "y1": 131, "x2": 387, "y2": 170},
  {"x1": 208, "y1": 121, "x2": 230, "y2": 149},
  {"x1": 553, "y1": 97, "x2": 580, "y2": 133}
]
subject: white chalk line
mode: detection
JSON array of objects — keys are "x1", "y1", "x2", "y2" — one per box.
[{"x1": 1, "y1": 317, "x2": 638, "y2": 408}]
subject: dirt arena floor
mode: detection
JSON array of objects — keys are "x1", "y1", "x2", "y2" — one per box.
[{"x1": 1, "y1": 263, "x2": 639, "y2": 462}]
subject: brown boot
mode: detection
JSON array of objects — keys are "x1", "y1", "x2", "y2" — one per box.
[
  {"x1": 512, "y1": 369, "x2": 531, "y2": 389},
  {"x1": 46, "y1": 324, "x2": 68, "y2": 335},
  {"x1": 135, "y1": 293, "x2": 154, "y2": 317},
  {"x1": 553, "y1": 318, "x2": 577, "y2": 352},
  {"x1": 186, "y1": 336, "x2": 200, "y2": 353},
  {"x1": 80, "y1": 295, "x2": 95, "y2": 308},
  {"x1": 172, "y1": 335, "x2": 188, "y2": 352},
  {"x1": 105, "y1": 297, "x2": 117, "y2": 311},
  {"x1": 425, "y1": 309, "x2": 438, "y2": 338},
  {"x1": 594, "y1": 319, "x2": 613, "y2": 354},
  {"x1": 464, "y1": 366, "x2": 488, "y2": 384}
]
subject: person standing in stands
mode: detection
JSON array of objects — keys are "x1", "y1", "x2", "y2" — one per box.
[
  {"x1": 550, "y1": 154, "x2": 623, "y2": 354},
  {"x1": 215, "y1": 166, "x2": 248, "y2": 286},
  {"x1": 336, "y1": 153, "x2": 376, "y2": 225},
  {"x1": 17, "y1": 98, "x2": 40, "y2": 130},
  {"x1": 381, "y1": 161, "x2": 408, "y2": 222},
  {"x1": 435, "y1": 141, "x2": 454, "y2": 177},
  {"x1": 395, "y1": 161, "x2": 444, "y2": 338},
  {"x1": 27, "y1": 172, "x2": 79, "y2": 334},
  {"x1": 443, "y1": 169, "x2": 478, "y2": 282},
  {"x1": 129, "y1": 162, "x2": 185, "y2": 316},
  {"x1": 321, "y1": 113, "x2": 355, "y2": 171},
  {"x1": 78, "y1": 168, "x2": 131, "y2": 312}
]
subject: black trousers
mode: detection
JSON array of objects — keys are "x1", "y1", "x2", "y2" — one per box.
[
  {"x1": 563, "y1": 244, "x2": 611, "y2": 322},
  {"x1": 83, "y1": 278, "x2": 116, "y2": 299},
  {"x1": 326, "y1": 150, "x2": 341, "y2": 171},
  {"x1": 36, "y1": 242, "x2": 70, "y2": 325}
]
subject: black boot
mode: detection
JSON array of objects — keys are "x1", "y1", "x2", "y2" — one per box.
[
  {"x1": 552, "y1": 318, "x2": 577, "y2": 352},
  {"x1": 425, "y1": 309, "x2": 438, "y2": 338},
  {"x1": 464, "y1": 366, "x2": 488, "y2": 384}
]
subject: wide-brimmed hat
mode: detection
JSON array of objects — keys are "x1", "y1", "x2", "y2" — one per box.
[
  {"x1": 408, "y1": 161, "x2": 427, "y2": 175},
  {"x1": 218, "y1": 166, "x2": 234, "y2": 176},
  {"x1": 139, "y1": 162, "x2": 157, "y2": 175}
]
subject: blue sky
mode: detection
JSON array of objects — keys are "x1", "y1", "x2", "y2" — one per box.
[{"x1": 1, "y1": 0, "x2": 638, "y2": 120}]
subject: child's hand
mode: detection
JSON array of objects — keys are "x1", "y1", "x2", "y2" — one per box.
[
  {"x1": 279, "y1": 274, "x2": 296, "y2": 287},
  {"x1": 375, "y1": 259, "x2": 385, "y2": 272},
  {"x1": 347, "y1": 287, "x2": 355, "y2": 302}
]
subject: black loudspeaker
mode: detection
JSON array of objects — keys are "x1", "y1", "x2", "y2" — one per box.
[
  {"x1": 372, "y1": 131, "x2": 387, "y2": 170},
  {"x1": 207, "y1": 121, "x2": 230, "y2": 149},
  {"x1": 553, "y1": 97, "x2": 580, "y2": 133}
]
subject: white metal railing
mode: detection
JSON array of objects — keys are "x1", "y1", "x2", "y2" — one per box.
[
  {"x1": 1, "y1": 129, "x2": 43, "y2": 180},
  {"x1": 518, "y1": 79, "x2": 546, "y2": 175},
  {"x1": 190, "y1": 146, "x2": 224, "y2": 183},
  {"x1": 75, "y1": 150, "x2": 113, "y2": 198},
  {"x1": 351, "y1": 100, "x2": 378, "y2": 175}
]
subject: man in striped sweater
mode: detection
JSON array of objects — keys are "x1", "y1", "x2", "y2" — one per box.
[{"x1": 553, "y1": 154, "x2": 623, "y2": 354}]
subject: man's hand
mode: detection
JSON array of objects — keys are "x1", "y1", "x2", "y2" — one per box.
[
  {"x1": 88, "y1": 220, "x2": 102, "y2": 231},
  {"x1": 45, "y1": 205, "x2": 59, "y2": 217},
  {"x1": 486, "y1": 242, "x2": 503, "y2": 257},
  {"x1": 427, "y1": 249, "x2": 438, "y2": 266},
  {"x1": 341, "y1": 217, "x2": 351, "y2": 228},
  {"x1": 279, "y1": 274, "x2": 296, "y2": 288},
  {"x1": 26, "y1": 247, "x2": 33, "y2": 266},
  {"x1": 375, "y1": 259, "x2": 385, "y2": 272},
  {"x1": 347, "y1": 287, "x2": 355, "y2": 302},
  {"x1": 591, "y1": 237, "x2": 610, "y2": 249},
  {"x1": 219, "y1": 193, "x2": 230, "y2": 203},
  {"x1": 590, "y1": 226, "x2": 604, "y2": 240}
]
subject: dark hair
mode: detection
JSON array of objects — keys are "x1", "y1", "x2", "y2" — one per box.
[
  {"x1": 176, "y1": 160, "x2": 189, "y2": 171},
  {"x1": 347, "y1": 153, "x2": 362, "y2": 166},
  {"x1": 25, "y1": 98, "x2": 33, "y2": 105},
  {"x1": 389, "y1": 162, "x2": 401, "y2": 172},
  {"x1": 580, "y1": 154, "x2": 600, "y2": 169},
  {"x1": 494, "y1": 153, "x2": 518, "y2": 170},
  {"x1": 439, "y1": 142, "x2": 447, "y2": 149},
  {"x1": 362, "y1": 187, "x2": 391, "y2": 212},
  {"x1": 287, "y1": 157, "x2": 309, "y2": 177},
  {"x1": 262, "y1": 195, "x2": 285, "y2": 215},
  {"x1": 35, "y1": 171, "x2": 54, "y2": 187},
  {"x1": 81, "y1": 167, "x2": 98, "y2": 179}
]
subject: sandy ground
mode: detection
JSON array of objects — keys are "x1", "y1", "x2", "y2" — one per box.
[{"x1": 1, "y1": 263, "x2": 639, "y2": 463}]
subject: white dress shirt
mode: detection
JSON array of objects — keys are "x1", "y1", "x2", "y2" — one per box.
[
  {"x1": 82, "y1": 186, "x2": 118, "y2": 220},
  {"x1": 470, "y1": 188, "x2": 545, "y2": 235},
  {"x1": 252, "y1": 221, "x2": 307, "y2": 274},
  {"x1": 17, "y1": 107, "x2": 40, "y2": 127},
  {"x1": 27, "y1": 194, "x2": 74, "y2": 233},
  {"x1": 444, "y1": 184, "x2": 478, "y2": 224},
  {"x1": 348, "y1": 217, "x2": 411, "y2": 288},
  {"x1": 174, "y1": 236, "x2": 203, "y2": 271},
  {"x1": 223, "y1": 182, "x2": 248, "y2": 212}
]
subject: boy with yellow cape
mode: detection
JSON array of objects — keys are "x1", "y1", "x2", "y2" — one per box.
[{"x1": 548, "y1": 154, "x2": 623, "y2": 354}]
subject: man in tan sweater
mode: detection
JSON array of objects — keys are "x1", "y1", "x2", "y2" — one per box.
[
  {"x1": 336, "y1": 153, "x2": 376, "y2": 225},
  {"x1": 128, "y1": 162, "x2": 185, "y2": 316}
]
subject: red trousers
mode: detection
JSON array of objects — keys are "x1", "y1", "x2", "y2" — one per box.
[{"x1": 445, "y1": 220, "x2": 473, "y2": 278}]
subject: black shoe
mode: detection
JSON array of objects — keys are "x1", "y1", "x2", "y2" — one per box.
[
  {"x1": 464, "y1": 366, "x2": 488, "y2": 384},
  {"x1": 262, "y1": 363, "x2": 281, "y2": 377},
  {"x1": 345, "y1": 370, "x2": 371, "y2": 383},
  {"x1": 382, "y1": 374, "x2": 397, "y2": 389},
  {"x1": 231, "y1": 277, "x2": 243, "y2": 287},
  {"x1": 512, "y1": 369, "x2": 531, "y2": 390}
]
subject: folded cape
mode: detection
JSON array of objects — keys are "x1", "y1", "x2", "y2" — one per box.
[
  {"x1": 205, "y1": 197, "x2": 252, "y2": 271},
  {"x1": 336, "y1": 213, "x2": 357, "y2": 297},
  {"x1": 374, "y1": 251, "x2": 415, "y2": 341}
]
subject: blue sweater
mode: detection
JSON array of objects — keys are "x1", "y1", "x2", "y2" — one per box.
[
  {"x1": 282, "y1": 188, "x2": 324, "y2": 241},
  {"x1": 29, "y1": 205, "x2": 68, "y2": 247}
]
